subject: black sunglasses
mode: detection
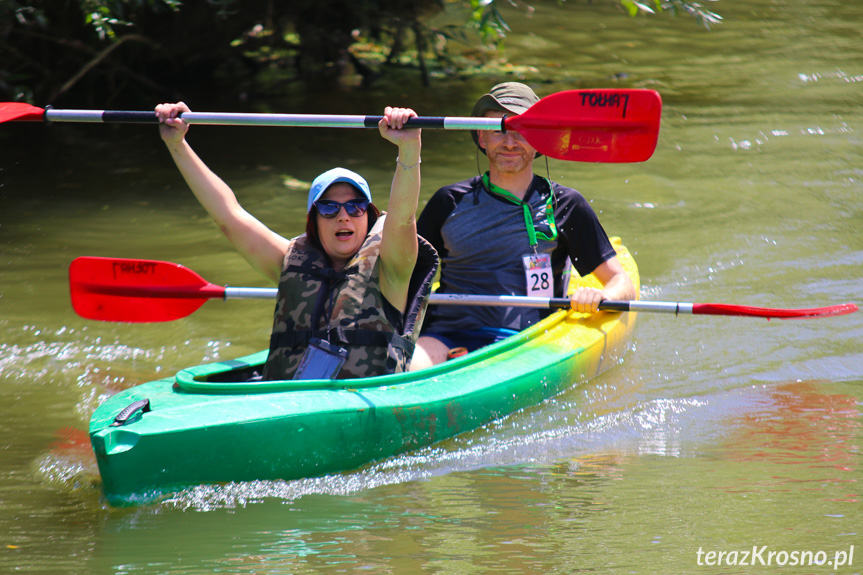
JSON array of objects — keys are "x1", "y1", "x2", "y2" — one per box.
[{"x1": 313, "y1": 198, "x2": 370, "y2": 219}]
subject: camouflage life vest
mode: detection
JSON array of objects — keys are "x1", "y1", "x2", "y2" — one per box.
[{"x1": 263, "y1": 216, "x2": 439, "y2": 380}]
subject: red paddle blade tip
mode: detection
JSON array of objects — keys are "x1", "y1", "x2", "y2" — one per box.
[
  {"x1": 693, "y1": 302, "x2": 858, "y2": 320},
  {"x1": 820, "y1": 303, "x2": 859, "y2": 316},
  {"x1": 0, "y1": 102, "x2": 45, "y2": 123}
]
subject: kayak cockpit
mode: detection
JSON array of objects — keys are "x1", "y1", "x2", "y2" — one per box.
[{"x1": 171, "y1": 310, "x2": 563, "y2": 394}]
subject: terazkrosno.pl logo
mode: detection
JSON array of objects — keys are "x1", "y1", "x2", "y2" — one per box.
[{"x1": 696, "y1": 546, "x2": 854, "y2": 568}]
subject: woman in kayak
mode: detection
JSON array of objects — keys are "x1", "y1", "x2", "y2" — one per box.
[{"x1": 155, "y1": 103, "x2": 438, "y2": 380}]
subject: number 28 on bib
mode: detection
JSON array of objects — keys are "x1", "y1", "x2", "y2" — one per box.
[{"x1": 522, "y1": 253, "x2": 553, "y2": 297}]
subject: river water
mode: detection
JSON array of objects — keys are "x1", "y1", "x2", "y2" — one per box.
[{"x1": 2, "y1": 0, "x2": 861, "y2": 573}]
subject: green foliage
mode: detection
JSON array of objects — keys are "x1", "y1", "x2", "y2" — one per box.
[
  {"x1": 0, "y1": 0, "x2": 721, "y2": 106},
  {"x1": 470, "y1": 0, "x2": 511, "y2": 45},
  {"x1": 620, "y1": 0, "x2": 722, "y2": 28},
  {"x1": 661, "y1": 0, "x2": 723, "y2": 28},
  {"x1": 80, "y1": 0, "x2": 182, "y2": 40}
]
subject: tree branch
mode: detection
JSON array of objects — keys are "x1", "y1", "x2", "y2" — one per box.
[{"x1": 54, "y1": 34, "x2": 160, "y2": 99}]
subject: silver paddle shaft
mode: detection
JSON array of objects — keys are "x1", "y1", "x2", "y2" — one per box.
[{"x1": 43, "y1": 109, "x2": 505, "y2": 131}]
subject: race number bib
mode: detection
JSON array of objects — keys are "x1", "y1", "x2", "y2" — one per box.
[{"x1": 523, "y1": 253, "x2": 553, "y2": 297}]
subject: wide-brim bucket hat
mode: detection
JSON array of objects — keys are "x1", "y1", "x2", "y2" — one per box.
[{"x1": 471, "y1": 82, "x2": 540, "y2": 156}]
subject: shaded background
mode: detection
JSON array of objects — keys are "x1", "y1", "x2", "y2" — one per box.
[{"x1": 2, "y1": 0, "x2": 861, "y2": 572}]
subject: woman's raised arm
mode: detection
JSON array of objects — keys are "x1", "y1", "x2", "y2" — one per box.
[{"x1": 156, "y1": 102, "x2": 289, "y2": 283}]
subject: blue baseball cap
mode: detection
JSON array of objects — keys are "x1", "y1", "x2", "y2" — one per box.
[{"x1": 307, "y1": 167, "x2": 372, "y2": 213}]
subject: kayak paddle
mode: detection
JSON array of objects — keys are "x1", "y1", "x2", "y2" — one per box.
[
  {"x1": 69, "y1": 257, "x2": 858, "y2": 323},
  {"x1": 0, "y1": 89, "x2": 661, "y2": 162}
]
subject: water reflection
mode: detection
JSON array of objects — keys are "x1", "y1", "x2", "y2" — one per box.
[{"x1": 719, "y1": 381, "x2": 860, "y2": 498}]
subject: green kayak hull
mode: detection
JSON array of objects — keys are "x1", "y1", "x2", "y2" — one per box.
[{"x1": 89, "y1": 239, "x2": 639, "y2": 506}]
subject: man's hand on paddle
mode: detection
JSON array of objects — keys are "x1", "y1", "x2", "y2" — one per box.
[
  {"x1": 570, "y1": 287, "x2": 605, "y2": 314},
  {"x1": 570, "y1": 256, "x2": 637, "y2": 314}
]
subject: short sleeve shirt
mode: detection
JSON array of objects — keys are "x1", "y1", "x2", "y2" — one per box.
[{"x1": 416, "y1": 174, "x2": 616, "y2": 332}]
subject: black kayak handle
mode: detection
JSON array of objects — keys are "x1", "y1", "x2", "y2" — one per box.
[{"x1": 111, "y1": 399, "x2": 151, "y2": 426}]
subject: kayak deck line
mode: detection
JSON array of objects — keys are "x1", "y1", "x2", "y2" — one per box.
[{"x1": 89, "y1": 238, "x2": 639, "y2": 506}]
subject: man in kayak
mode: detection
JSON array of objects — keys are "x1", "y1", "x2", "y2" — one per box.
[
  {"x1": 156, "y1": 103, "x2": 438, "y2": 380},
  {"x1": 410, "y1": 82, "x2": 636, "y2": 369}
]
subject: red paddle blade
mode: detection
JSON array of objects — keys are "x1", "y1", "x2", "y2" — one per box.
[
  {"x1": 0, "y1": 102, "x2": 45, "y2": 123},
  {"x1": 693, "y1": 302, "x2": 859, "y2": 320},
  {"x1": 507, "y1": 89, "x2": 662, "y2": 162},
  {"x1": 69, "y1": 257, "x2": 225, "y2": 322}
]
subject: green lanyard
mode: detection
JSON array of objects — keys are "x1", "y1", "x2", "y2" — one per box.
[{"x1": 482, "y1": 173, "x2": 558, "y2": 247}]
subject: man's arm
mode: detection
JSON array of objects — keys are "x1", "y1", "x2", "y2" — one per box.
[
  {"x1": 570, "y1": 256, "x2": 636, "y2": 314},
  {"x1": 551, "y1": 183, "x2": 636, "y2": 313}
]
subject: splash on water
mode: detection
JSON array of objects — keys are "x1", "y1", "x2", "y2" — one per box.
[
  {"x1": 154, "y1": 385, "x2": 782, "y2": 512},
  {"x1": 34, "y1": 427, "x2": 103, "y2": 504}
]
